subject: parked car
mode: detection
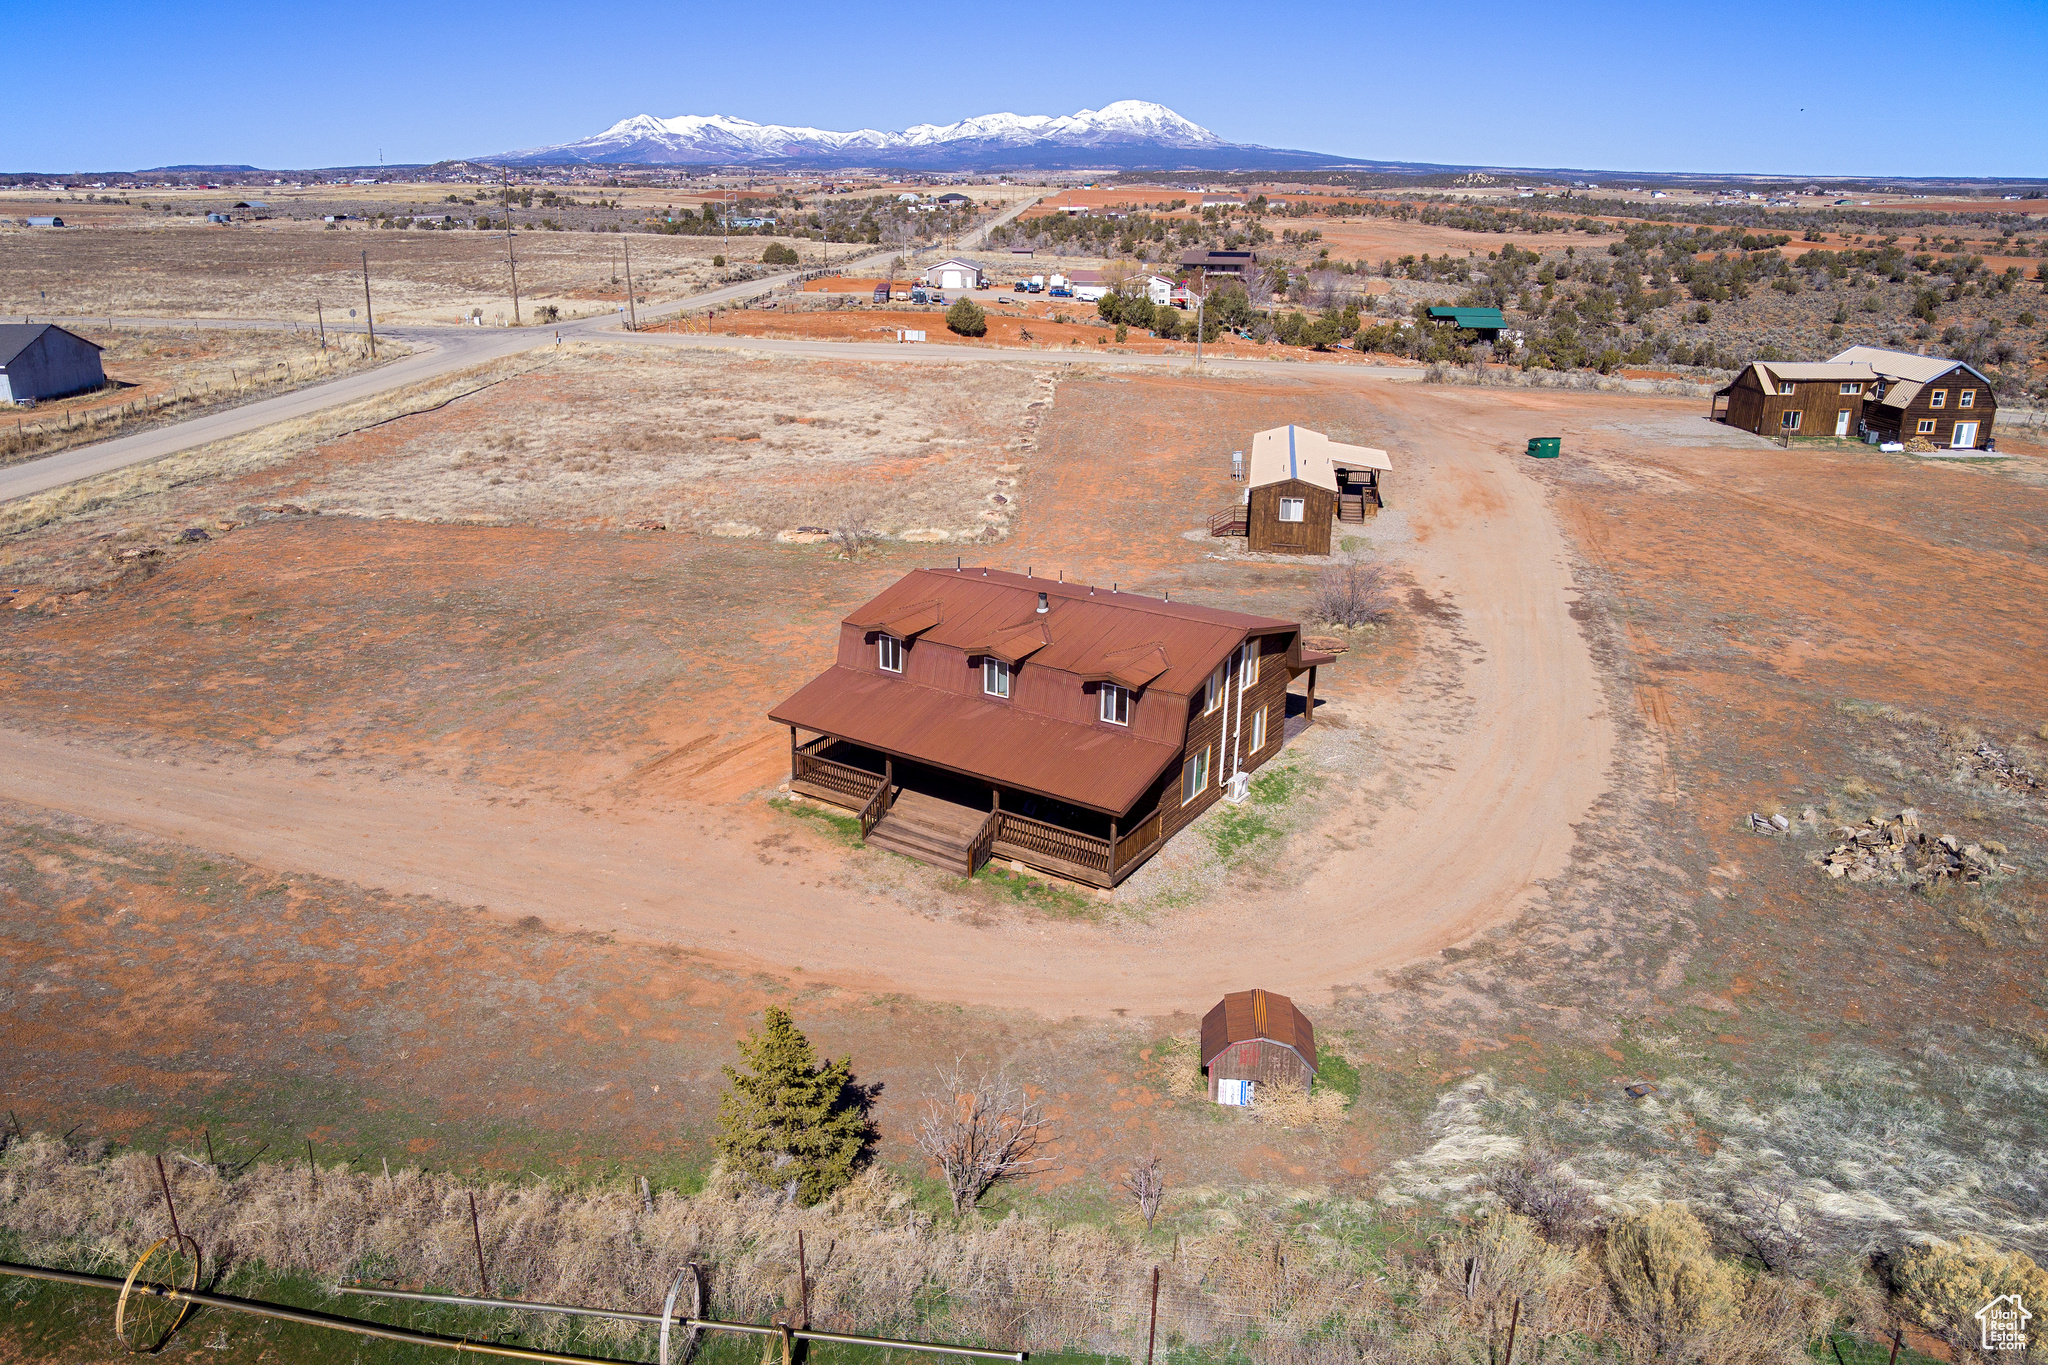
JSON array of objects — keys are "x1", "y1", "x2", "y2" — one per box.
[
  {"x1": 1013, "y1": 281, "x2": 1028, "y2": 292},
  {"x1": 910, "y1": 287, "x2": 929, "y2": 304},
  {"x1": 929, "y1": 293, "x2": 946, "y2": 305}
]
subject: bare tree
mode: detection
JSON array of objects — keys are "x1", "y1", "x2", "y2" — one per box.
[
  {"x1": 832, "y1": 495, "x2": 882, "y2": 561},
  {"x1": 1308, "y1": 560, "x2": 1399, "y2": 628},
  {"x1": 914, "y1": 1064, "x2": 1055, "y2": 1216},
  {"x1": 1485, "y1": 1149, "x2": 1602, "y2": 1246},
  {"x1": 1122, "y1": 1155, "x2": 1166, "y2": 1231}
]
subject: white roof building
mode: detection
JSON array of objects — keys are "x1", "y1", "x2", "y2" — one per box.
[{"x1": 1247, "y1": 424, "x2": 1391, "y2": 490}]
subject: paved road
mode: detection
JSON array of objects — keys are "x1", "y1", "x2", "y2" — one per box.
[{"x1": 0, "y1": 196, "x2": 1044, "y2": 506}]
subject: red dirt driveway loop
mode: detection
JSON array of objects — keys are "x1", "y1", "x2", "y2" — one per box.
[{"x1": 0, "y1": 383, "x2": 1615, "y2": 1017}]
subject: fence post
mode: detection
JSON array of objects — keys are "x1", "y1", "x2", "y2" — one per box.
[
  {"x1": 1145, "y1": 1264, "x2": 1159, "y2": 1365},
  {"x1": 469, "y1": 1190, "x2": 489, "y2": 1292}
]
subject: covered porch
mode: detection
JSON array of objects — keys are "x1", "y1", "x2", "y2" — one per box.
[{"x1": 786, "y1": 730, "x2": 1168, "y2": 887}]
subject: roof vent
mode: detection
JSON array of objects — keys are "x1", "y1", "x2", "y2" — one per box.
[{"x1": 1036, "y1": 591, "x2": 1048, "y2": 614}]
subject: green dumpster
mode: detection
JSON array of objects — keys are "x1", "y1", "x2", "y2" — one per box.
[{"x1": 1526, "y1": 436, "x2": 1561, "y2": 459}]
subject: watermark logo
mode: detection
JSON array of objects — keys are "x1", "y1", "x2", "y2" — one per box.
[{"x1": 1976, "y1": 1294, "x2": 2031, "y2": 1352}]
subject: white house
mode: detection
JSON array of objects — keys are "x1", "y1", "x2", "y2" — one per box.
[
  {"x1": 923, "y1": 258, "x2": 986, "y2": 292},
  {"x1": 1144, "y1": 275, "x2": 1177, "y2": 306}
]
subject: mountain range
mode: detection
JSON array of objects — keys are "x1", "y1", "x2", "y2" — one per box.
[{"x1": 486, "y1": 101, "x2": 1353, "y2": 171}]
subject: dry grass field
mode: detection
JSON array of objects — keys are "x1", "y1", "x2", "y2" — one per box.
[{"x1": 0, "y1": 218, "x2": 817, "y2": 325}]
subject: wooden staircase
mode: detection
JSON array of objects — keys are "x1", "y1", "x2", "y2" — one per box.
[{"x1": 865, "y1": 789, "x2": 989, "y2": 876}]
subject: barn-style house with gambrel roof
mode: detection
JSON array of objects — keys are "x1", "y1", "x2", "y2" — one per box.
[{"x1": 770, "y1": 567, "x2": 1336, "y2": 886}]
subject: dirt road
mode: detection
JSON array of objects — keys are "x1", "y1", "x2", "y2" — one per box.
[{"x1": 0, "y1": 386, "x2": 1612, "y2": 1014}]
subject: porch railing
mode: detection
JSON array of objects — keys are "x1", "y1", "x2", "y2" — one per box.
[
  {"x1": 1112, "y1": 807, "x2": 1164, "y2": 876},
  {"x1": 858, "y1": 778, "x2": 895, "y2": 839},
  {"x1": 793, "y1": 746, "x2": 882, "y2": 805},
  {"x1": 1209, "y1": 506, "x2": 1248, "y2": 537},
  {"x1": 994, "y1": 810, "x2": 1111, "y2": 876},
  {"x1": 967, "y1": 809, "x2": 1002, "y2": 877}
]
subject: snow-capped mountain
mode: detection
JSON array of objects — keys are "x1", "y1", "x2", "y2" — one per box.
[{"x1": 487, "y1": 101, "x2": 1343, "y2": 170}]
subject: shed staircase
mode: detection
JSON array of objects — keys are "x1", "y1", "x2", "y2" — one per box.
[{"x1": 865, "y1": 789, "x2": 988, "y2": 876}]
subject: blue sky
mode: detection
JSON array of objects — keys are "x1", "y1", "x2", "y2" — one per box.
[{"x1": 14, "y1": 0, "x2": 2046, "y2": 177}]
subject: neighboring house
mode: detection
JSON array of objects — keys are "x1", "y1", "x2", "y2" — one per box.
[
  {"x1": 935, "y1": 192, "x2": 972, "y2": 205},
  {"x1": 923, "y1": 257, "x2": 986, "y2": 291},
  {"x1": 1179, "y1": 248, "x2": 1257, "y2": 276},
  {"x1": 1067, "y1": 269, "x2": 1108, "y2": 303},
  {"x1": 1212, "y1": 424, "x2": 1391, "y2": 555},
  {"x1": 770, "y1": 568, "x2": 1338, "y2": 886},
  {"x1": 0, "y1": 324, "x2": 105, "y2": 405},
  {"x1": 1830, "y1": 344, "x2": 1998, "y2": 449},
  {"x1": 1144, "y1": 275, "x2": 1179, "y2": 307},
  {"x1": 1712, "y1": 361, "x2": 1877, "y2": 438},
  {"x1": 1427, "y1": 306, "x2": 1507, "y2": 339},
  {"x1": 1202, "y1": 988, "x2": 1317, "y2": 1104}
]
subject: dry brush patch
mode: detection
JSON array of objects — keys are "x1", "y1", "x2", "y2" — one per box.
[
  {"x1": 0, "y1": 1135, "x2": 1841, "y2": 1364},
  {"x1": 252, "y1": 345, "x2": 1055, "y2": 543}
]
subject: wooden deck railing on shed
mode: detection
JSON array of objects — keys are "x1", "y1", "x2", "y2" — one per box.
[{"x1": 1208, "y1": 506, "x2": 1248, "y2": 537}]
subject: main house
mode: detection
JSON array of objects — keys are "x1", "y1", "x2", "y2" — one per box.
[
  {"x1": 1830, "y1": 345, "x2": 1997, "y2": 450},
  {"x1": 769, "y1": 568, "x2": 1337, "y2": 886},
  {"x1": 1711, "y1": 360, "x2": 1878, "y2": 438},
  {"x1": 1211, "y1": 425, "x2": 1390, "y2": 556}
]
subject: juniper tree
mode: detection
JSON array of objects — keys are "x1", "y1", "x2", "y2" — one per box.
[{"x1": 716, "y1": 1007, "x2": 868, "y2": 1205}]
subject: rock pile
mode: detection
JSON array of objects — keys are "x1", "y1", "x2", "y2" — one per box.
[
  {"x1": 1810, "y1": 808, "x2": 2016, "y2": 885},
  {"x1": 1969, "y1": 741, "x2": 2041, "y2": 794}
]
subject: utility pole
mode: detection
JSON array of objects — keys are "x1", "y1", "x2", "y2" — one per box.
[
  {"x1": 503, "y1": 170, "x2": 520, "y2": 326},
  {"x1": 315, "y1": 300, "x2": 325, "y2": 348},
  {"x1": 623, "y1": 232, "x2": 637, "y2": 331},
  {"x1": 360, "y1": 252, "x2": 376, "y2": 358}
]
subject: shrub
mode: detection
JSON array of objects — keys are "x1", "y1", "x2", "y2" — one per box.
[
  {"x1": 715, "y1": 1006, "x2": 870, "y2": 1205},
  {"x1": 1308, "y1": 560, "x2": 1398, "y2": 627},
  {"x1": 1889, "y1": 1236, "x2": 2048, "y2": 1364},
  {"x1": 1487, "y1": 1149, "x2": 1602, "y2": 1245},
  {"x1": 945, "y1": 298, "x2": 987, "y2": 337},
  {"x1": 533, "y1": 304, "x2": 560, "y2": 324},
  {"x1": 761, "y1": 242, "x2": 799, "y2": 266},
  {"x1": 1601, "y1": 1204, "x2": 1742, "y2": 1352},
  {"x1": 712, "y1": 254, "x2": 725, "y2": 267}
]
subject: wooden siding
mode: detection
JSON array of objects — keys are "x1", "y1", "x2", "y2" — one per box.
[
  {"x1": 1865, "y1": 366, "x2": 1996, "y2": 448},
  {"x1": 1721, "y1": 369, "x2": 1865, "y2": 438},
  {"x1": 1159, "y1": 636, "x2": 1293, "y2": 845},
  {"x1": 1205, "y1": 1038, "x2": 1313, "y2": 1099},
  {"x1": 1247, "y1": 479, "x2": 1335, "y2": 555}
]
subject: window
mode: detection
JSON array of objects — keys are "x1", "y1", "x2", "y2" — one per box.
[
  {"x1": 1243, "y1": 643, "x2": 1259, "y2": 687},
  {"x1": 1959, "y1": 389, "x2": 1975, "y2": 408},
  {"x1": 1204, "y1": 663, "x2": 1226, "y2": 714},
  {"x1": 1777, "y1": 380, "x2": 1796, "y2": 395},
  {"x1": 877, "y1": 635, "x2": 903, "y2": 673},
  {"x1": 982, "y1": 658, "x2": 1010, "y2": 698},
  {"x1": 1929, "y1": 389, "x2": 1947, "y2": 408},
  {"x1": 1277, "y1": 497, "x2": 1305, "y2": 523},
  {"x1": 1780, "y1": 410, "x2": 1802, "y2": 431},
  {"x1": 1917, "y1": 418, "x2": 1938, "y2": 434},
  {"x1": 1248, "y1": 705, "x2": 1267, "y2": 754},
  {"x1": 1839, "y1": 382, "x2": 1862, "y2": 395},
  {"x1": 1180, "y1": 745, "x2": 1210, "y2": 804},
  {"x1": 1100, "y1": 683, "x2": 1129, "y2": 726}
]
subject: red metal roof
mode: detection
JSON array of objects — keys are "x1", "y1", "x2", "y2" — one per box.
[
  {"x1": 847, "y1": 568, "x2": 1297, "y2": 700},
  {"x1": 770, "y1": 666, "x2": 1180, "y2": 814},
  {"x1": 1200, "y1": 988, "x2": 1317, "y2": 1071}
]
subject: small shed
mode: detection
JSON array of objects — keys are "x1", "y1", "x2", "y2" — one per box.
[
  {"x1": 25, "y1": 216, "x2": 65, "y2": 227},
  {"x1": 1201, "y1": 988, "x2": 1316, "y2": 1105},
  {"x1": 1234, "y1": 424, "x2": 1392, "y2": 555},
  {"x1": 0, "y1": 324, "x2": 105, "y2": 405}
]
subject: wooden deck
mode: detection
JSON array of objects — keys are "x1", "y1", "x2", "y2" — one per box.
[{"x1": 866, "y1": 790, "x2": 988, "y2": 876}]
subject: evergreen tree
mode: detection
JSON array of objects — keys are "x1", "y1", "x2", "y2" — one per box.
[
  {"x1": 716, "y1": 1007, "x2": 868, "y2": 1205},
  {"x1": 945, "y1": 298, "x2": 987, "y2": 337}
]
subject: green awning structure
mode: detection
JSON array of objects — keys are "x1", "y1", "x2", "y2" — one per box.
[{"x1": 1428, "y1": 307, "x2": 1507, "y2": 331}]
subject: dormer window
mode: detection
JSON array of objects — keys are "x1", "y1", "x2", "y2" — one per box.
[
  {"x1": 983, "y1": 658, "x2": 1011, "y2": 698},
  {"x1": 878, "y1": 635, "x2": 903, "y2": 672},
  {"x1": 1101, "y1": 683, "x2": 1130, "y2": 726},
  {"x1": 1777, "y1": 380, "x2": 1796, "y2": 395}
]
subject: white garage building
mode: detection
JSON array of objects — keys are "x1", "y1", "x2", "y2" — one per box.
[{"x1": 923, "y1": 258, "x2": 986, "y2": 292}]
